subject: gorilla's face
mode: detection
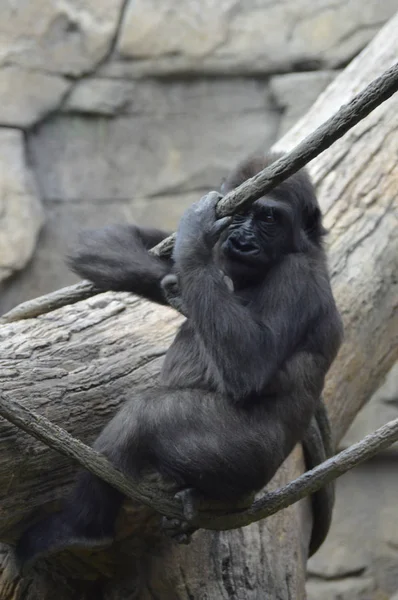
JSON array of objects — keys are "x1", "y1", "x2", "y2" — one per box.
[{"x1": 217, "y1": 196, "x2": 298, "y2": 285}]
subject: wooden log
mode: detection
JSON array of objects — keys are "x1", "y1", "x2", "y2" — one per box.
[{"x1": 0, "y1": 13, "x2": 397, "y2": 600}]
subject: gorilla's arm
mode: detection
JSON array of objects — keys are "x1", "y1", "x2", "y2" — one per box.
[
  {"x1": 173, "y1": 193, "x2": 329, "y2": 402},
  {"x1": 68, "y1": 224, "x2": 173, "y2": 306}
]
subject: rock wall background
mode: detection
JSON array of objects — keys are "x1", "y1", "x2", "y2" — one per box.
[{"x1": 0, "y1": 1, "x2": 397, "y2": 598}]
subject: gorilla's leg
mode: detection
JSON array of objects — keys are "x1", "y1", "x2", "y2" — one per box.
[{"x1": 15, "y1": 399, "x2": 145, "y2": 572}]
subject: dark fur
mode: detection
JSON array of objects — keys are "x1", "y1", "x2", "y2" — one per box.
[{"x1": 15, "y1": 153, "x2": 343, "y2": 568}]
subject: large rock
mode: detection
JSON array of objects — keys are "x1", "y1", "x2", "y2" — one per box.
[
  {"x1": 63, "y1": 77, "x2": 277, "y2": 118},
  {"x1": 306, "y1": 457, "x2": 398, "y2": 599},
  {"x1": 0, "y1": 129, "x2": 44, "y2": 283},
  {"x1": 308, "y1": 545, "x2": 367, "y2": 580},
  {"x1": 29, "y1": 79, "x2": 279, "y2": 201},
  {"x1": 0, "y1": 0, "x2": 125, "y2": 76},
  {"x1": 306, "y1": 577, "x2": 376, "y2": 600},
  {"x1": 0, "y1": 66, "x2": 70, "y2": 127},
  {"x1": 100, "y1": 0, "x2": 398, "y2": 77},
  {"x1": 372, "y1": 548, "x2": 398, "y2": 597},
  {"x1": 64, "y1": 79, "x2": 137, "y2": 116}
]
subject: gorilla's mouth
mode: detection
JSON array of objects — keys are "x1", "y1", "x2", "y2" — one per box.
[{"x1": 223, "y1": 237, "x2": 260, "y2": 262}]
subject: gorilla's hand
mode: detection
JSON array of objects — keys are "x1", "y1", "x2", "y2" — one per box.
[
  {"x1": 161, "y1": 273, "x2": 188, "y2": 316},
  {"x1": 173, "y1": 191, "x2": 231, "y2": 262}
]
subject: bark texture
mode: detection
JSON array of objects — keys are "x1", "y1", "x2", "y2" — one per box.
[{"x1": 0, "y1": 14, "x2": 397, "y2": 600}]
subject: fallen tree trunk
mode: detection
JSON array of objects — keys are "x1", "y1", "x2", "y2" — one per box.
[{"x1": 0, "y1": 14, "x2": 397, "y2": 600}]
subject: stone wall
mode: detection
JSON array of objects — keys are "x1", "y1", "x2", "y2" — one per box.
[
  {"x1": 0, "y1": 1, "x2": 397, "y2": 598},
  {"x1": 1, "y1": 0, "x2": 397, "y2": 313}
]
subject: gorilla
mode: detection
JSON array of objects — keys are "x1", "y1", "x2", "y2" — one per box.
[{"x1": 16, "y1": 152, "x2": 343, "y2": 569}]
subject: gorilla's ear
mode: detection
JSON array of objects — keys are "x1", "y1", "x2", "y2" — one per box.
[{"x1": 303, "y1": 206, "x2": 327, "y2": 243}]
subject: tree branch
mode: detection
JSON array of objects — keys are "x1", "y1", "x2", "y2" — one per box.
[
  {"x1": 1, "y1": 62, "x2": 397, "y2": 324},
  {"x1": 1, "y1": 390, "x2": 397, "y2": 534},
  {"x1": 0, "y1": 281, "x2": 99, "y2": 323}
]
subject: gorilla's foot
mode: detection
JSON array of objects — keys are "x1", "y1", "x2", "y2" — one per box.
[
  {"x1": 161, "y1": 488, "x2": 199, "y2": 544},
  {"x1": 161, "y1": 516, "x2": 195, "y2": 545}
]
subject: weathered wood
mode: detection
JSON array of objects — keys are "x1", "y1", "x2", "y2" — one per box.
[
  {"x1": 0, "y1": 280, "x2": 98, "y2": 323},
  {"x1": 0, "y1": 13, "x2": 397, "y2": 600}
]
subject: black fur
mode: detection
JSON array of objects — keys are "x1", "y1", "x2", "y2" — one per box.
[{"x1": 15, "y1": 152, "x2": 343, "y2": 568}]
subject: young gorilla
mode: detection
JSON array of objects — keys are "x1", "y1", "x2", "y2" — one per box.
[{"x1": 16, "y1": 153, "x2": 343, "y2": 569}]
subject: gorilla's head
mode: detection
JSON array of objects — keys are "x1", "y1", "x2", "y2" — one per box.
[{"x1": 216, "y1": 153, "x2": 326, "y2": 285}]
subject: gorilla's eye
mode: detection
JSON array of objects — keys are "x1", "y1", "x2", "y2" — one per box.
[{"x1": 262, "y1": 208, "x2": 276, "y2": 224}]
